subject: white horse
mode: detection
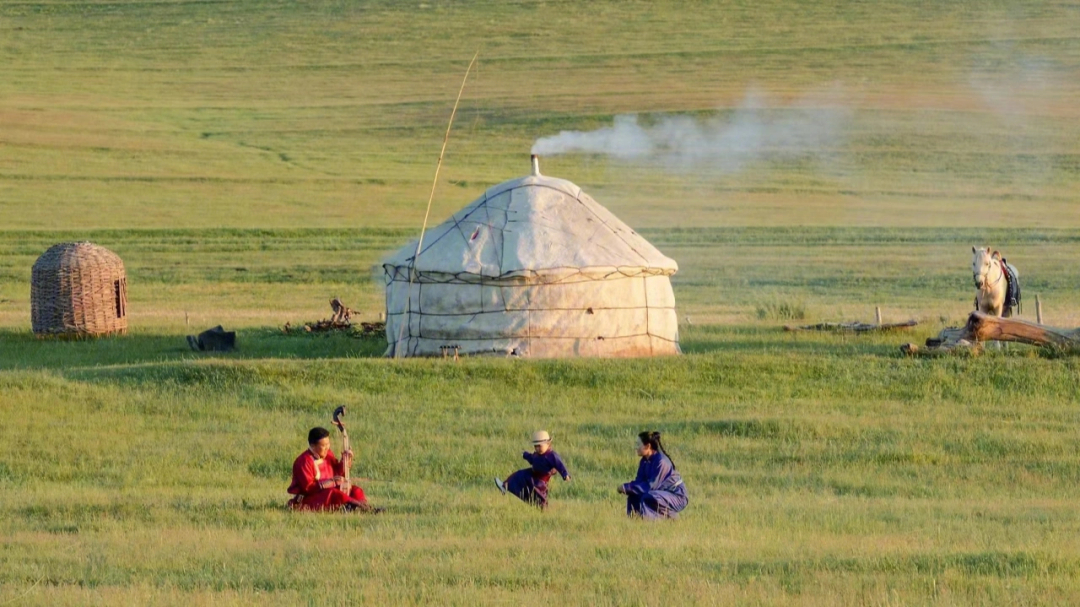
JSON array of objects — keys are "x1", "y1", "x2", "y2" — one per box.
[{"x1": 971, "y1": 246, "x2": 1018, "y2": 318}]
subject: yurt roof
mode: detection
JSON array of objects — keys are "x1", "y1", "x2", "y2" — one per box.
[{"x1": 383, "y1": 170, "x2": 677, "y2": 280}]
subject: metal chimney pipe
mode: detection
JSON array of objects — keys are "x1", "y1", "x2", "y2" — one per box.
[{"x1": 531, "y1": 154, "x2": 541, "y2": 176}]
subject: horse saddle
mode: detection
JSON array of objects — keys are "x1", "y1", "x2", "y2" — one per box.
[{"x1": 1002, "y1": 260, "x2": 1021, "y2": 318}]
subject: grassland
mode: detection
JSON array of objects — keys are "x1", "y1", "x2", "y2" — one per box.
[
  {"x1": 3, "y1": 1, "x2": 1080, "y2": 605},
  {"x1": 3, "y1": 0, "x2": 1079, "y2": 230},
  {"x1": 5, "y1": 333, "x2": 1080, "y2": 605}
]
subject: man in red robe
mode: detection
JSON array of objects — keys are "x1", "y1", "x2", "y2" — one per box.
[{"x1": 287, "y1": 427, "x2": 378, "y2": 512}]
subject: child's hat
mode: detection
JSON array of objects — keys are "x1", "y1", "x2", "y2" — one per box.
[{"x1": 531, "y1": 430, "x2": 551, "y2": 444}]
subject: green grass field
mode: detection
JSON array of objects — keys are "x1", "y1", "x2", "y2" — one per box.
[{"x1": 3, "y1": 1, "x2": 1080, "y2": 605}]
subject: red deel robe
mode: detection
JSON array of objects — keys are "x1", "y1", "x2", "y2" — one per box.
[{"x1": 287, "y1": 448, "x2": 366, "y2": 510}]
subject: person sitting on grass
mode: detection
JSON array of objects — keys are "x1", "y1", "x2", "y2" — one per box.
[
  {"x1": 494, "y1": 430, "x2": 570, "y2": 510},
  {"x1": 618, "y1": 431, "x2": 687, "y2": 520},
  {"x1": 287, "y1": 427, "x2": 379, "y2": 513}
]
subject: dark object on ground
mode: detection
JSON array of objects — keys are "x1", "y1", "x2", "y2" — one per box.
[
  {"x1": 901, "y1": 311, "x2": 1080, "y2": 356},
  {"x1": 187, "y1": 325, "x2": 236, "y2": 352},
  {"x1": 344, "y1": 502, "x2": 384, "y2": 514}
]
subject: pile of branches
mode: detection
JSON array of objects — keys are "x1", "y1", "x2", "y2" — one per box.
[
  {"x1": 282, "y1": 298, "x2": 385, "y2": 339},
  {"x1": 285, "y1": 319, "x2": 350, "y2": 333},
  {"x1": 353, "y1": 321, "x2": 386, "y2": 338}
]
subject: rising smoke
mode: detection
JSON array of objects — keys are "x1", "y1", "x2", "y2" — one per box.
[
  {"x1": 530, "y1": 88, "x2": 851, "y2": 174},
  {"x1": 967, "y1": 43, "x2": 1068, "y2": 192}
]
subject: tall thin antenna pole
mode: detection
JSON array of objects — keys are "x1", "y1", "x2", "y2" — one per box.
[{"x1": 395, "y1": 51, "x2": 479, "y2": 358}]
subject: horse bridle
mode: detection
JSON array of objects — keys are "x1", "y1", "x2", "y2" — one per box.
[{"x1": 974, "y1": 258, "x2": 1004, "y2": 289}]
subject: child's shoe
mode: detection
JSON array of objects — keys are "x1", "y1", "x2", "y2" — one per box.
[{"x1": 494, "y1": 477, "x2": 507, "y2": 494}]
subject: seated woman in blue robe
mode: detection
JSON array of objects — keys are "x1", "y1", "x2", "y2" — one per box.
[{"x1": 618, "y1": 431, "x2": 688, "y2": 520}]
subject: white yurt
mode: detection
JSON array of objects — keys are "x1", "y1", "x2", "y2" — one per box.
[{"x1": 382, "y1": 157, "x2": 680, "y2": 358}]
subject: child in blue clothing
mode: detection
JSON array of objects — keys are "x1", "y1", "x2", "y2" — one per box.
[{"x1": 495, "y1": 430, "x2": 570, "y2": 510}]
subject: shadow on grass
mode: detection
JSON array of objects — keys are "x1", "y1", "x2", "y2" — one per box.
[
  {"x1": 0, "y1": 328, "x2": 387, "y2": 371},
  {"x1": 3, "y1": 324, "x2": 1054, "y2": 376},
  {"x1": 2, "y1": 324, "x2": 910, "y2": 373},
  {"x1": 679, "y1": 323, "x2": 919, "y2": 357}
]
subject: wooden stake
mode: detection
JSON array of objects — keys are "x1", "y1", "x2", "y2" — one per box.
[
  {"x1": 875, "y1": 306, "x2": 882, "y2": 326},
  {"x1": 1036, "y1": 294, "x2": 1043, "y2": 325}
]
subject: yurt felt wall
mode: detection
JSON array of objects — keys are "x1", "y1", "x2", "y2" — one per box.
[
  {"x1": 382, "y1": 166, "x2": 679, "y2": 358},
  {"x1": 31, "y1": 241, "x2": 128, "y2": 337}
]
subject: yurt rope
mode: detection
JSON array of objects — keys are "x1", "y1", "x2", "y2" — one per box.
[{"x1": 396, "y1": 51, "x2": 479, "y2": 357}]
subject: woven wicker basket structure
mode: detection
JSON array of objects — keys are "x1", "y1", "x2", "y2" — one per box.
[{"x1": 31, "y1": 242, "x2": 128, "y2": 337}]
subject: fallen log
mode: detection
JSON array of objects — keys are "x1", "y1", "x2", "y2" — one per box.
[
  {"x1": 785, "y1": 319, "x2": 918, "y2": 332},
  {"x1": 966, "y1": 312, "x2": 1080, "y2": 347},
  {"x1": 901, "y1": 312, "x2": 1080, "y2": 355}
]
